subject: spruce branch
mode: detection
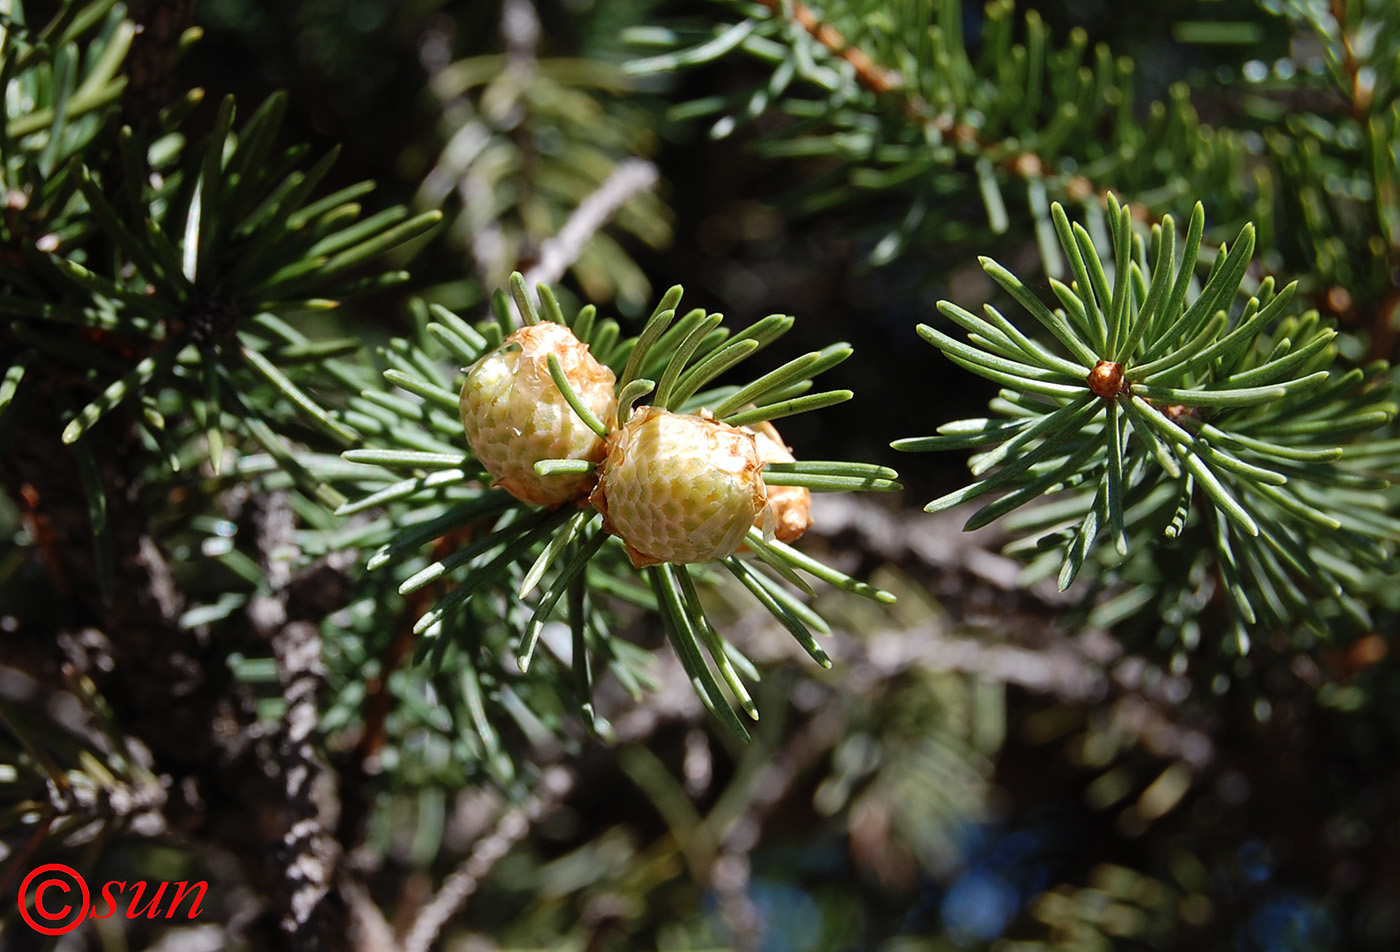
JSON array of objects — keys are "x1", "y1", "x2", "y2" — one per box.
[
  {"x1": 751, "y1": 0, "x2": 903, "y2": 96},
  {"x1": 634, "y1": 0, "x2": 1400, "y2": 352},
  {"x1": 895, "y1": 196, "x2": 1397, "y2": 639},
  {"x1": 2, "y1": 87, "x2": 439, "y2": 489},
  {"x1": 332, "y1": 275, "x2": 899, "y2": 736},
  {"x1": 628, "y1": 0, "x2": 1190, "y2": 233},
  {"x1": 0, "y1": 0, "x2": 131, "y2": 264},
  {"x1": 0, "y1": 291, "x2": 364, "y2": 952},
  {"x1": 1258, "y1": 0, "x2": 1400, "y2": 357}
]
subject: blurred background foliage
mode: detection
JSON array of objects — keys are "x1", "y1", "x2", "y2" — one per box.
[{"x1": 1, "y1": 0, "x2": 1398, "y2": 950}]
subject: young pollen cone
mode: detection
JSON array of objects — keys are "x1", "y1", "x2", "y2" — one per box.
[
  {"x1": 458, "y1": 321, "x2": 617, "y2": 507},
  {"x1": 745, "y1": 419, "x2": 812, "y2": 543},
  {"x1": 590, "y1": 406, "x2": 766, "y2": 568}
]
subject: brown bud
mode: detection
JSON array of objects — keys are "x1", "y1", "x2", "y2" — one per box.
[{"x1": 1087, "y1": 360, "x2": 1126, "y2": 398}]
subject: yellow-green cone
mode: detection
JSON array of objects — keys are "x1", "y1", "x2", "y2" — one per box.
[
  {"x1": 590, "y1": 406, "x2": 767, "y2": 568},
  {"x1": 459, "y1": 322, "x2": 617, "y2": 507}
]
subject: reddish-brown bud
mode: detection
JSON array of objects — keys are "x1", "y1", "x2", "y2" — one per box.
[{"x1": 1087, "y1": 360, "x2": 1126, "y2": 398}]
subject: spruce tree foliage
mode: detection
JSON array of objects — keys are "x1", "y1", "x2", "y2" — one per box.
[
  {"x1": 895, "y1": 195, "x2": 1396, "y2": 650},
  {"x1": 0, "y1": 0, "x2": 1398, "y2": 951},
  {"x1": 634, "y1": 0, "x2": 1400, "y2": 660}
]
